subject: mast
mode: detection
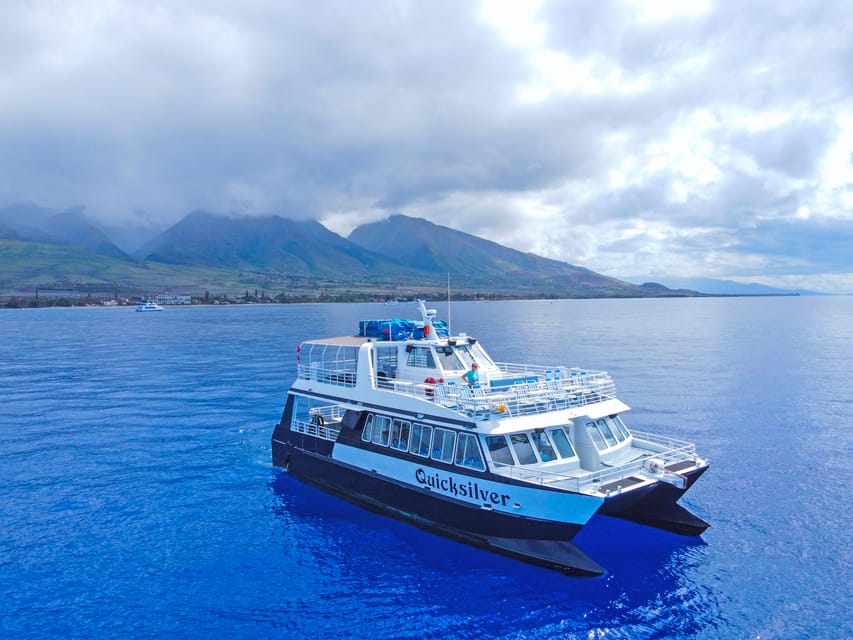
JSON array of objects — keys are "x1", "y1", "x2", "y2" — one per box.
[{"x1": 446, "y1": 273, "x2": 451, "y2": 336}]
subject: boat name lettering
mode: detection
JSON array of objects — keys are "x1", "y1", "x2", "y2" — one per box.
[{"x1": 414, "y1": 468, "x2": 510, "y2": 506}]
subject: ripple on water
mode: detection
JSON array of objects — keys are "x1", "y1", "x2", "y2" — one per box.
[{"x1": 1, "y1": 300, "x2": 852, "y2": 639}]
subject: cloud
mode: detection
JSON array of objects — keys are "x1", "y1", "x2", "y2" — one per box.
[{"x1": 0, "y1": 0, "x2": 851, "y2": 291}]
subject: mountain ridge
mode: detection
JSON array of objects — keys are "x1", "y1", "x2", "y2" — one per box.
[
  {"x1": 0, "y1": 204, "x2": 711, "y2": 299},
  {"x1": 0, "y1": 203, "x2": 128, "y2": 259}
]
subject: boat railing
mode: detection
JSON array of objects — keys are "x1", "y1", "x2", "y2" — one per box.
[
  {"x1": 434, "y1": 367, "x2": 616, "y2": 418},
  {"x1": 297, "y1": 353, "x2": 615, "y2": 418},
  {"x1": 297, "y1": 362, "x2": 358, "y2": 388},
  {"x1": 490, "y1": 435, "x2": 698, "y2": 492},
  {"x1": 372, "y1": 366, "x2": 615, "y2": 418},
  {"x1": 629, "y1": 431, "x2": 697, "y2": 458},
  {"x1": 312, "y1": 405, "x2": 347, "y2": 423},
  {"x1": 290, "y1": 415, "x2": 341, "y2": 442}
]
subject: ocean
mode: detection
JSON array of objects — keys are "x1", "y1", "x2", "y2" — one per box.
[{"x1": 1, "y1": 297, "x2": 851, "y2": 639}]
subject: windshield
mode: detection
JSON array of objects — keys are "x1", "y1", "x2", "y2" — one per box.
[{"x1": 433, "y1": 342, "x2": 495, "y2": 373}]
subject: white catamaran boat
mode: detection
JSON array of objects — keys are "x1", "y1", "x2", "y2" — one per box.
[
  {"x1": 135, "y1": 300, "x2": 164, "y2": 312},
  {"x1": 271, "y1": 301, "x2": 708, "y2": 575}
]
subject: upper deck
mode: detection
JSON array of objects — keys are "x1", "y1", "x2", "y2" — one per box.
[{"x1": 295, "y1": 336, "x2": 617, "y2": 420}]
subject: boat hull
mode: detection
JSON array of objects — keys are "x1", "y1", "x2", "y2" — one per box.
[
  {"x1": 272, "y1": 433, "x2": 605, "y2": 576},
  {"x1": 598, "y1": 465, "x2": 710, "y2": 535}
]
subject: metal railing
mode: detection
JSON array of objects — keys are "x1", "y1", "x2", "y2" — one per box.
[
  {"x1": 432, "y1": 366, "x2": 616, "y2": 419},
  {"x1": 372, "y1": 366, "x2": 616, "y2": 418},
  {"x1": 296, "y1": 355, "x2": 616, "y2": 419},
  {"x1": 490, "y1": 434, "x2": 699, "y2": 493},
  {"x1": 292, "y1": 418, "x2": 341, "y2": 442},
  {"x1": 630, "y1": 430, "x2": 697, "y2": 458},
  {"x1": 297, "y1": 363, "x2": 358, "y2": 388}
]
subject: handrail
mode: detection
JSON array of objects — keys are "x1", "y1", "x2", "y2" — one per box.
[
  {"x1": 296, "y1": 355, "x2": 617, "y2": 419},
  {"x1": 292, "y1": 418, "x2": 341, "y2": 442},
  {"x1": 297, "y1": 363, "x2": 358, "y2": 387},
  {"x1": 489, "y1": 436, "x2": 698, "y2": 492}
]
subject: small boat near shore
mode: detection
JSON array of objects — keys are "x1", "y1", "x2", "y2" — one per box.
[
  {"x1": 135, "y1": 300, "x2": 164, "y2": 312},
  {"x1": 271, "y1": 301, "x2": 709, "y2": 575}
]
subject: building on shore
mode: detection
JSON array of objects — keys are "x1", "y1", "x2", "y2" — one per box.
[{"x1": 154, "y1": 293, "x2": 191, "y2": 305}]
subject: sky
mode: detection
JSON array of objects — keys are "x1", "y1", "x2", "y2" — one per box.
[{"x1": 1, "y1": 0, "x2": 852, "y2": 293}]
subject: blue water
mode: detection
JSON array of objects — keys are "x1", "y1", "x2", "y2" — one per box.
[{"x1": 1, "y1": 298, "x2": 851, "y2": 639}]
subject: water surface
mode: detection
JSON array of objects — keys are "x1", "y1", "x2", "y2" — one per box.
[{"x1": 1, "y1": 297, "x2": 851, "y2": 639}]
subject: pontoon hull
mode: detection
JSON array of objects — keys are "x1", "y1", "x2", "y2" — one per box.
[
  {"x1": 272, "y1": 435, "x2": 604, "y2": 576},
  {"x1": 598, "y1": 466, "x2": 710, "y2": 535}
]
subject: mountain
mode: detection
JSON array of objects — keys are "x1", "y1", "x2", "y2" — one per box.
[
  {"x1": 638, "y1": 277, "x2": 816, "y2": 296},
  {"x1": 0, "y1": 205, "x2": 703, "y2": 300},
  {"x1": 0, "y1": 203, "x2": 59, "y2": 243},
  {"x1": 347, "y1": 214, "x2": 654, "y2": 295},
  {"x1": 43, "y1": 210, "x2": 129, "y2": 259},
  {"x1": 0, "y1": 203, "x2": 128, "y2": 259},
  {"x1": 135, "y1": 211, "x2": 408, "y2": 277},
  {"x1": 349, "y1": 214, "x2": 575, "y2": 275}
]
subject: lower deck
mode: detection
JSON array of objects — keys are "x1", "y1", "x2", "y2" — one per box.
[{"x1": 286, "y1": 399, "x2": 704, "y2": 498}]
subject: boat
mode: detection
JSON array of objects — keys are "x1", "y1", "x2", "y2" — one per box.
[
  {"x1": 271, "y1": 301, "x2": 709, "y2": 575},
  {"x1": 135, "y1": 300, "x2": 164, "y2": 312}
]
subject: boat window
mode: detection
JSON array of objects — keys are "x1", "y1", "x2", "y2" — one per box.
[
  {"x1": 455, "y1": 433, "x2": 485, "y2": 471},
  {"x1": 374, "y1": 345, "x2": 398, "y2": 381},
  {"x1": 585, "y1": 421, "x2": 608, "y2": 451},
  {"x1": 431, "y1": 428, "x2": 455, "y2": 463},
  {"x1": 606, "y1": 416, "x2": 626, "y2": 442},
  {"x1": 611, "y1": 415, "x2": 631, "y2": 440},
  {"x1": 468, "y1": 342, "x2": 493, "y2": 366},
  {"x1": 409, "y1": 423, "x2": 432, "y2": 457},
  {"x1": 406, "y1": 347, "x2": 436, "y2": 368},
  {"x1": 484, "y1": 435, "x2": 514, "y2": 465},
  {"x1": 548, "y1": 427, "x2": 576, "y2": 459},
  {"x1": 510, "y1": 433, "x2": 537, "y2": 465},
  {"x1": 596, "y1": 418, "x2": 618, "y2": 447},
  {"x1": 434, "y1": 346, "x2": 462, "y2": 371},
  {"x1": 362, "y1": 414, "x2": 374, "y2": 442},
  {"x1": 371, "y1": 415, "x2": 392, "y2": 446},
  {"x1": 530, "y1": 430, "x2": 557, "y2": 462},
  {"x1": 451, "y1": 343, "x2": 494, "y2": 370},
  {"x1": 390, "y1": 419, "x2": 411, "y2": 451}
]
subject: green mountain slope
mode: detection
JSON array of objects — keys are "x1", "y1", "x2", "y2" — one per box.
[
  {"x1": 136, "y1": 211, "x2": 409, "y2": 276},
  {"x1": 0, "y1": 208, "x2": 701, "y2": 300},
  {"x1": 348, "y1": 214, "x2": 647, "y2": 295}
]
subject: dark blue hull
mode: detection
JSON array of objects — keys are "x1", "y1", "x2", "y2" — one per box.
[
  {"x1": 598, "y1": 466, "x2": 710, "y2": 535},
  {"x1": 271, "y1": 431, "x2": 604, "y2": 576},
  {"x1": 272, "y1": 420, "x2": 708, "y2": 575}
]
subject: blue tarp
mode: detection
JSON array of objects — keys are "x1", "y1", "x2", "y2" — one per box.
[{"x1": 359, "y1": 318, "x2": 449, "y2": 341}]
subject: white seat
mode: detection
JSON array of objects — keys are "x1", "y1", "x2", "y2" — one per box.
[
  {"x1": 461, "y1": 384, "x2": 489, "y2": 415},
  {"x1": 433, "y1": 381, "x2": 460, "y2": 408}
]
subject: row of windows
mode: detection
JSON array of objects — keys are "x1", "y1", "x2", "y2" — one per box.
[
  {"x1": 485, "y1": 426, "x2": 578, "y2": 467},
  {"x1": 584, "y1": 416, "x2": 630, "y2": 451},
  {"x1": 360, "y1": 413, "x2": 632, "y2": 470},
  {"x1": 362, "y1": 414, "x2": 485, "y2": 470},
  {"x1": 402, "y1": 343, "x2": 491, "y2": 371}
]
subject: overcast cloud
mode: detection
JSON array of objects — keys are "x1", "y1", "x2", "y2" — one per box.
[{"x1": 1, "y1": 0, "x2": 851, "y2": 292}]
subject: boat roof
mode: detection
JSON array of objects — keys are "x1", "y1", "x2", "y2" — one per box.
[{"x1": 306, "y1": 335, "x2": 373, "y2": 346}]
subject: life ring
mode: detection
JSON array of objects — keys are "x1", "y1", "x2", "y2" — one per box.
[
  {"x1": 311, "y1": 413, "x2": 325, "y2": 426},
  {"x1": 424, "y1": 377, "x2": 436, "y2": 397}
]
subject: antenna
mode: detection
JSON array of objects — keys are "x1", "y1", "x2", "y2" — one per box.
[{"x1": 446, "y1": 273, "x2": 451, "y2": 336}]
